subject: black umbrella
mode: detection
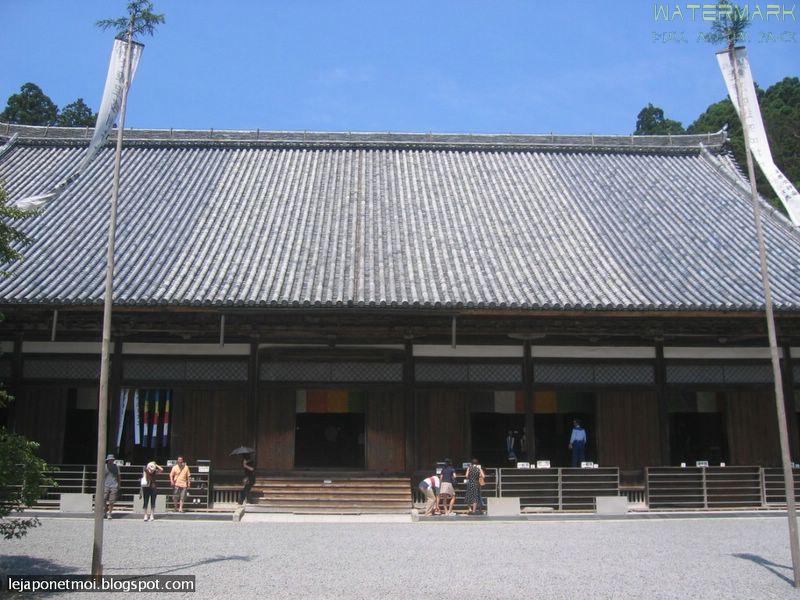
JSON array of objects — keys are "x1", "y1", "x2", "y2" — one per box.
[{"x1": 230, "y1": 446, "x2": 254, "y2": 456}]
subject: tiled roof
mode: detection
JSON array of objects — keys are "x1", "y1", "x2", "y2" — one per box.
[{"x1": 1, "y1": 123, "x2": 799, "y2": 311}]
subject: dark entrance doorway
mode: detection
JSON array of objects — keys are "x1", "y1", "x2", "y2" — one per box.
[
  {"x1": 471, "y1": 413, "x2": 525, "y2": 467},
  {"x1": 534, "y1": 413, "x2": 596, "y2": 467},
  {"x1": 670, "y1": 413, "x2": 728, "y2": 465},
  {"x1": 295, "y1": 413, "x2": 365, "y2": 469}
]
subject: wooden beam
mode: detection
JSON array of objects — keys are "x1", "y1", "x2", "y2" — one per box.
[
  {"x1": 524, "y1": 339, "x2": 535, "y2": 461},
  {"x1": 655, "y1": 341, "x2": 670, "y2": 465},
  {"x1": 403, "y1": 340, "x2": 415, "y2": 473},
  {"x1": 782, "y1": 343, "x2": 799, "y2": 461}
]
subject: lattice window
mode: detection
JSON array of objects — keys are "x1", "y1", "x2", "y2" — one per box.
[
  {"x1": 534, "y1": 363, "x2": 594, "y2": 384},
  {"x1": 594, "y1": 364, "x2": 654, "y2": 385},
  {"x1": 722, "y1": 364, "x2": 773, "y2": 384},
  {"x1": 124, "y1": 360, "x2": 186, "y2": 380},
  {"x1": 415, "y1": 363, "x2": 470, "y2": 383},
  {"x1": 23, "y1": 358, "x2": 100, "y2": 380},
  {"x1": 186, "y1": 360, "x2": 248, "y2": 381},
  {"x1": 261, "y1": 361, "x2": 402, "y2": 382},
  {"x1": 666, "y1": 364, "x2": 724, "y2": 384},
  {"x1": 468, "y1": 363, "x2": 522, "y2": 383}
]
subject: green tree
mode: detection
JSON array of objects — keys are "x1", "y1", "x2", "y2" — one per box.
[
  {"x1": 634, "y1": 103, "x2": 685, "y2": 135},
  {"x1": 56, "y1": 98, "x2": 97, "y2": 127},
  {"x1": 688, "y1": 78, "x2": 800, "y2": 203},
  {"x1": 0, "y1": 183, "x2": 50, "y2": 539},
  {"x1": 96, "y1": 0, "x2": 165, "y2": 39},
  {"x1": 0, "y1": 83, "x2": 58, "y2": 126}
]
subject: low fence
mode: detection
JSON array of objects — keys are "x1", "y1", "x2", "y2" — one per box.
[
  {"x1": 646, "y1": 466, "x2": 800, "y2": 510},
  {"x1": 24, "y1": 464, "x2": 211, "y2": 511},
  {"x1": 413, "y1": 468, "x2": 619, "y2": 511}
]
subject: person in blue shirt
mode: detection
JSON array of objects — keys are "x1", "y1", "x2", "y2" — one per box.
[{"x1": 568, "y1": 419, "x2": 588, "y2": 467}]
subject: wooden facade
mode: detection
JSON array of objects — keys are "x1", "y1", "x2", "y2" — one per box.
[{"x1": 1, "y1": 308, "x2": 798, "y2": 477}]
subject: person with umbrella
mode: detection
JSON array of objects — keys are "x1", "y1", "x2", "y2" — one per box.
[{"x1": 231, "y1": 446, "x2": 255, "y2": 505}]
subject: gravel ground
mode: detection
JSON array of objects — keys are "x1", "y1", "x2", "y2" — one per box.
[{"x1": 1, "y1": 515, "x2": 798, "y2": 599}]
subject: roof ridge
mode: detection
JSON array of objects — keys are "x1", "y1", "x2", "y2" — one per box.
[{"x1": 0, "y1": 121, "x2": 727, "y2": 151}]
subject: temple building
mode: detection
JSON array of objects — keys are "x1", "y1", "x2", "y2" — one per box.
[{"x1": 1, "y1": 122, "x2": 799, "y2": 486}]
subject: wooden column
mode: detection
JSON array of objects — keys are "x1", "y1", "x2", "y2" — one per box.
[
  {"x1": 524, "y1": 339, "x2": 535, "y2": 461},
  {"x1": 108, "y1": 338, "x2": 123, "y2": 456},
  {"x1": 247, "y1": 341, "x2": 259, "y2": 456},
  {"x1": 655, "y1": 341, "x2": 670, "y2": 465},
  {"x1": 7, "y1": 334, "x2": 23, "y2": 432},
  {"x1": 403, "y1": 340, "x2": 415, "y2": 473},
  {"x1": 782, "y1": 344, "x2": 799, "y2": 461}
]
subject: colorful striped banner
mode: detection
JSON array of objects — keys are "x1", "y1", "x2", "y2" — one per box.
[
  {"x1": 133, "y1": 389, "x2": 140, "y2": 446},
  {"x1": 151, "y1": 390, "x2": 160, "y2": 449},
  {"x1": 296, "y1": 389, "x2": 366, "y2": 413},
  {"x1": 142, "y1": 391, "x2": 150, "y2": 443},
  {"x1": 162, "y1": 390, "x2": 171, "y2": 446}
]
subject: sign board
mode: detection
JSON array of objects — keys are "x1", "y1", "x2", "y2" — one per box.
[
  {"x1": 516, "y1": 462, "x2": 531, "y2": 469},
  {"x1": 198, "y1": 465, "x2": 210, "y2": 473},
  {"x1": 581, "y1": 462, "x2": 593, "y2": 468},
  {"x1": 536, "y1": 460, "x2": 551, "y2": 469},
  {"x1": 462, "y1": 462, "x2": 471, "y2": 470},
  {"x1": 695, "y1": 461, "x2": 709, "y2": 468}
]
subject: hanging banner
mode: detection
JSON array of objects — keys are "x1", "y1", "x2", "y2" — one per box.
[
  {"x1": 716, "y1": 47, "x2": 800, "y2": 226},
  {"x1": 151, "y1": 390, "x2": 160, "y2": 449},
  {"x1": 142, "y1": 390, "x2": 150, "y2": 445},
  {"x1": 133, "y1": 389, "x2": 141, "y2": 446},
  {"x1": 162, "y1": 390, "x2": 171, "y2": 447},
  {"x1": 115, "y1": 388, "x2": 129, "y2": 452},
  {"x1": 12, "y1": 38, "x2": 144, "y2": 211}
]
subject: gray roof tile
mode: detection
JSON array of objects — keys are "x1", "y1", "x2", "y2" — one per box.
[{"x1": 0, "y1": 124, "x2": 799, "y2": 311}]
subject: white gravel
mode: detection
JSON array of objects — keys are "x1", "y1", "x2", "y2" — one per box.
[{"x1": 1, "y1": 515, "x2": 798, "y2": 599}]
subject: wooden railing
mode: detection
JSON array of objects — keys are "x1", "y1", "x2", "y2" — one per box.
[
  {"x1": 646, "y1": 466, "x2": 800, "y2": 510},
  {"x1": 412, "y1": 468, "x2": 619, "y2": 511},
  {"x1": 21, "y1": 464, "x2": 211, "y2": 511}
]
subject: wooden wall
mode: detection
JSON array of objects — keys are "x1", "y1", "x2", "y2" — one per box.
[
  {"x1": 596, "y1": 390, "x2": 661, "y2": 469},
  {"x1": 13, "y1": 387, "x2": 67, "y2": 464},
  {"x1": 415, "y1": 390, "x2": 470, "y2": 470},
  {"x1": 726, "y1": 390, "x2": 781, "y2": 466},
  {"x1": 366, "y1": 391, "x2": 405, "y2": 472},
  {"x1": 175, "y1": 388, "x2": 247, "y2": 470},
  {"x1": 257, "y1": 389, "x2": 295, "y2": 470}
]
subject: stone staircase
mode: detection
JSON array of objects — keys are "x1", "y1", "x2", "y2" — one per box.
[{"x1": 249, "y1": 475, "x2": 412, "y2": 514}]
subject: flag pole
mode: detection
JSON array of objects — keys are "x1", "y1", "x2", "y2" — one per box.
[
  {"x1": 91, "y1": 16, "x2": 135, "y2": 579},
  {"x1": 728, "y1": 43, "x2": 800, "y2": 587}
]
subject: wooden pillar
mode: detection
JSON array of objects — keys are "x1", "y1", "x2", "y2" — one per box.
[
  {"x1": 655, "y1": 341, "x2": 670, "y2": 465},
  {"x1": 108, "y1": 338, "x2": 123, "y2": 455},
  {"x1": 247, "y1": 341, "x2": 259, "y2": 456},
  {"x1": 7, "y1": 334, "x2": 23, "y2": 432},
  {"x1": 524, "y1": 339, "x2": 535, "y2": 461},
  {"x1": 782, "y1": 343, "x2": 799, "y2": 461},
  {"x1": 403, "y1": 340, "x2": 416, "y2": 473}
]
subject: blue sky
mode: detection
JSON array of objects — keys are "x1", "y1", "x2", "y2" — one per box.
[{"x1": 1, "y1": 1, "x2": 797, "y2": 134}]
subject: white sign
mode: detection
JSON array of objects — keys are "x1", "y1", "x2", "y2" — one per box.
[
  {"x1": 198, "y1": 465, "x2": 210, "y2": 473},
  {"x1": 536, "y1": 460, "x2": 551, "y2": 469},
  {"x1": 717, "y1": 47, "x2": 800, "y2": 226},
  {"x1": 581, "y1": 462, "x2": 593, "y2": 468},
  {"x1": 696, "y1": 461, "x2": 709, "y2": 468},
  {"x1": 462, "y1": 462, "x2": 471, "y2": 470},
  {"x1": 516, "y1": 462, "x2": 531, "y2": 469}
]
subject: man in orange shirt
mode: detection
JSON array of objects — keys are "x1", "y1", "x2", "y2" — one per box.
[{"x1": 169, "y1": 455, "x2": 191, "y2": 513}]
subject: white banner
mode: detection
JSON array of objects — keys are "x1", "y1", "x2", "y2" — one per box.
[
  {"x1": 13, "y1": 38, "x2": 143, "y2": 211},
  {"x1": 716, "y1": 47, "x2": 800, "y2": 226},
  {"x1": 133, "y1": 389, "x2": 141, "y2": 446},
  {"x1": 115, "y1": 388, "x2": 129, "y2": 451}
]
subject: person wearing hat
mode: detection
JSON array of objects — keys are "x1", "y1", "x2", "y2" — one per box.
[
  {"x1": 103, "y1": 454, "x2": 120, "y2": 519},
  {"x1": 140, "y1": 461, "x2": 164, "y2": 521}
]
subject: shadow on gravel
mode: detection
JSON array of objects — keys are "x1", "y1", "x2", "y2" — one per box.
[
  {"x1": 0, "y1": 555, "x2": 76, "y2": 576},
  {"x1": 733, "y1": 553, "x2": 793, "y2": 585},
  {"x1": 106, "y1": 554, "x2": 256, "y2": 576}
]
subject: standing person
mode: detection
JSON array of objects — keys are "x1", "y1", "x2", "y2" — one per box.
[
  {"x1": 169, "y1": 455, "x2": 191, "y2": 513},
  {"x1": 569, "y1": 419, "x2": 588, "y2": 467},
  {"x1": 464, "y1": 458, "x2": 485, "y2": 514},
  {"x1": 418, "y1": 473, "x2": 441, "y2": 516},
  {"x1": 103, "y1": 454, "x2": 119, "y2": 520},
  {"x1": 438, "y1": 459, "x2": 456, "y2": 516},
  {"x1": 239, "y1": 453, "x2": 255, "y2": 505},
  {"x1": 506, "y1": 430, "x2": 517, "y2": 461},
  {"x1": 140, "y1": 461, "x2": 163, "y2": 521}
]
